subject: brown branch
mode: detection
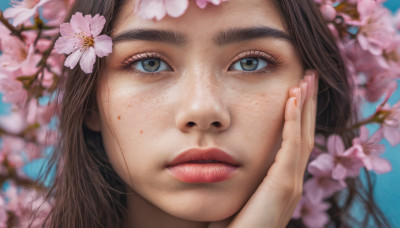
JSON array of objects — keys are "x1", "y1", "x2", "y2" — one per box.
[
  {"x1": 0, "y1": 123, "x2": 41, "y2": 144},
  {"x1": 349, "y1": 115, "x2": 376, "y2": 130},
  {"x1": 0, "y1": 173, "x2": 45, "y2": 191},
  {"x1": 0, "y1": 10, "x2": 24, "y2": 41}
]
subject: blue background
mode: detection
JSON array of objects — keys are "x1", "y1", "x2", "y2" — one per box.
[{"x1": 0, "y1": 0, "x2": 400, "y2": 226}]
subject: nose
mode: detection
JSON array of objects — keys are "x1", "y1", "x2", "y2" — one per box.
[{"x1": 175, "y1": 72, "x2": 230, "y2": 133}]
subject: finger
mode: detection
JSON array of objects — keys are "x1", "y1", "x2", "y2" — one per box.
[
  {"x1": 299, "y1": 71, "x2": 319, "y2": 173},
  {"x1": 269, "y1": 86, "x2": 302, "y2": 180}
]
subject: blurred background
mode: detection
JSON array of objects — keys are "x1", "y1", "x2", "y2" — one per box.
[{"x1": 0, "y1": 0, "x2": 399, "y2": 226}]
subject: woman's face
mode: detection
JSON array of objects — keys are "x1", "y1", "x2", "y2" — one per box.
[{"x1": 90, "y1": 0, "x2": 303, "y2": 223}]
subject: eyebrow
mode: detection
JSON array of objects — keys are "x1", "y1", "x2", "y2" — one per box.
[
  {"x1": 113, "y1": 29, "x2": 186, "y2": 46},
  {"x1": 214, "y1": 26, "x2": 291, "y2": 46},
  {"x1": 112, "y1": 26, "x2": 291, "y2": 46}
]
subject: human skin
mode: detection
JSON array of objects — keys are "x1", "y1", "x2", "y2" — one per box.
[{"x1": 85, "y1": 0, "x2": 318, "y2": 227}]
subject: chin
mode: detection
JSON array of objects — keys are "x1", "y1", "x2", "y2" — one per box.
[
  {"x1": 157, "y1": 191, "x2": 246, "y2": 222},
  {"x1": 167, "y1": 204, "x2": 238, "y2": 222}
]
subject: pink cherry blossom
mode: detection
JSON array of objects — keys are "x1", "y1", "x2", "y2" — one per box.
[
  {"x1": 306, "y1": 157, "x2": 346, "y2": 203},
  {"x1": 395, "y1": 9, "x2": 400, "y2": 30},
  {"x1": 3, "y1": 0, "x2": 51, "y2": 26},
  {"x1": 135, "y1": 0, "x2": 229, "y2": 20},
  {"x1": 0, "y1": 72, "x2": 28, "y2": 108},
  {"x1": 356, "y1": 7, "x2": 395, "y2": 56},
  {"x1": 0, "y1": 136, "x2": 27, "y2": 168},
  {"x1": 337, "y1": 0, "x2": 375, "y2": 27},
  {"x1": 379, "y1": 101, "x2": 400, "y2": 146},
  {"x1": 195, "y1": 0, "x2": 227, "y2": 9},
  {"x1": 351, "y1": 127, "x2": 391, "y2": 173},
  {"x1": 42, "y1": 0, "x2": 75, "y2": 26},
  {"x1": 5, "y1": 184, "x2": 52, "y2": 227},
  {"x1": 135, "y1": 0, "x2": 189, "y2": 21},
  {"x1": 292, "y1": 195, "x2": 330, "y2": 228},
  {"x1": 364, "y1": 71, "x2": 396, "y2": 102},
  {"x1": 320, "y1": 3, "x2": 336, "y2": 21},
  {"x1": 36, "y1": 126, "x2": 58, "y2": 147},
  {"x1": 377, "y1": 81, "x2": 398, "y2": 108},
  {"x1": 26, "y1": 99, "x2": 55, "y2": 125},
  {"x1": 55, "y1": 12, "x2": 112, "y2": 74},
  {"x1": 309, "y1": 135, "x2": 363, "y2": 181},
  {"x1": 0, "y1": 197, "x2": 7, "y2": 227},
  {"x1": 310, "y1": 134, "x2": 326, "y2": 159},
  {"x1": 0, "y1": 28, "x2": 37, "y2": 71}
]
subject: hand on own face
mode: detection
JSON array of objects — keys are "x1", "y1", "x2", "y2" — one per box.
[{"x1": 209, "y1": 71, "x2": 319, "y2": 228}]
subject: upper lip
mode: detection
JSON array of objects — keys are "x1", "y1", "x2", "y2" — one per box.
[{"x1": 167, "y1": 148, "x2": 240, "y2": 167}]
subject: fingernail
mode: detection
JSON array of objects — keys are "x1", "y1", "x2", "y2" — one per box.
[
  {"x1": 300, "y1": 80, "x2": 307, "y2": 106},
  {"x1": 305, "y1": 74, "x2": 314, "y2": 99}
]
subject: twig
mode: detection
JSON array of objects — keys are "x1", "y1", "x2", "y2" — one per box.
[
  {"x1": 0, "y1": 10, "x2": 24, "y2": 41},
  {"x1": 349, "y1": 115, "x2": 376, "y2": 129}
]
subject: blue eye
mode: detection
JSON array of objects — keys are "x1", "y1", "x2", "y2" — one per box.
[
  {"x1": 133, "y1": 58, "x2": 171, "y2": 73},
  {"x1": 230, "y1": 57, "x2": 268, "y2": 72}
]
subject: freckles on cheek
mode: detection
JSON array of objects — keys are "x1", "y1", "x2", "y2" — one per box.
[
  {"x1": 238, "y1": 92, "x2": 287, "y2": 122},
  {"x1": 237, "y1": 91, "x2": 287, "y2": 144},
  {"x1": 99, "y1": 85, "x2": 171, "y2": 139},
  {"x1": 116, "y1": 115, "x2": 144, "y2": 134}
]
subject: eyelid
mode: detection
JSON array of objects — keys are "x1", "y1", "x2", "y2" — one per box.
[
  {"x1": 120, "y1": 51, "x2": 173, "y2": 72},
  {"x1": 228, "y1": 49, "x2": 281, "y2": 71}
]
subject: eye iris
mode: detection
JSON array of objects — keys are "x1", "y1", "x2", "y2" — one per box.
[
  {"x1": 142, "y1": 58, "x2": 160, "y2": 72},
  {"x1": 240, "y1": 57, "x2": 259, "y2": 71}
]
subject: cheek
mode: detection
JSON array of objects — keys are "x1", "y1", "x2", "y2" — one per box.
[
  {"x1": 229, "y1": 81, "x2": 287, "y2": 145},
  {"x1": 96, "y1": 82, "x2": 172, "y2": 184},
  {"x1": 233, "y1": 85, "x2": 288, "y2": 178}
]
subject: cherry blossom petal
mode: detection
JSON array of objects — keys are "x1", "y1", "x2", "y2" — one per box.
[
  {"x1": 304, "y1": 178, "x2": 324, "y2": 203},
  {"x1": 79, "y1": 47, "x2": 96, "y2": 74},
  {"x1": 327, "y1": 135, "x2": 345, "y2": 155},
  {"x1": 332, "y1": 164, "x2": 347, "y2": 180},
  {"x1": 196, "y1": 0, "x2": 225, "y2": 8},
  {"x1": 9, "y1": 8, "x2": 35, "y2": 27},
  {"x1": 165, "y1": 0, "x2": 189, "y2": 18},
  {"x1": 383, "y1": 126, "x2": 400, "y2": 146},
  {"x1": 308, "y1": 154, "x2": 334, "y2": 175},
  {"x1": 60, "y1": 23, "x2": 75, "y2": 37},
  {"x1": 90, "y1": 14, "x2": 106, "y2": 37},
  {"x1": 136, "y1": 0, "x2": 167, "y2": 21},
  {"x1": 64, "y1": 50, "x2": 83, "y2": 69},
  {"x1": 84, "y1": 14, "x2": 92, "y2": 24},
  {"x1": 371, "y1": 157, "x2": 392, "y2": 174},
  {"x1": 94, "y1": 35, "x2": 113, "y2": 57},
  {"x1": 3, "y1": 7, "x2": 27, "y2": 23},
  {"x1": 55, "y1": 37, "x2": 77, "y2": 54},
  {"x1": 70, "y1": 12, "x2": 91, "y2": 36},
  {"x1": 320, "y1": 4, "x2": 336, "y2": 21},
  {"x1": 196, "y1": 0, "x2": 209, "y2": 8}
]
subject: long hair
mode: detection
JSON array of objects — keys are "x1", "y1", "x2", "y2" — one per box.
[{"x1": 39, "y1": 0, "x2": 390, "y2": 227}]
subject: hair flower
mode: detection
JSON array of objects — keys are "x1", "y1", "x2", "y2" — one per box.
[
  {"x1": 135, "y1": 0, "x2": 229, "y2": 21},
  {"x1": 55, "y1": 12, "x2": 112, "y2": 74}
]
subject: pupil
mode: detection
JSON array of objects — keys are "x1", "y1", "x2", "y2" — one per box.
[
  {"x1": 142, "y1": 58, "x2": 160, "y2": 72},
  {"x1": 240, "y1": 58, "x2": 258, "y2": 71}
]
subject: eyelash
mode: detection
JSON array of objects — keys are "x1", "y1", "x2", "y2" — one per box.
[
  {"x1": 120, "y1": 52, "x2": 171, "y2": 75},
  {"x1": 229, "y1": 50, "x2": 281, "y2": 74},
  {"x1": 120, "y1": 50, "x2": 281, "y2": 75}
]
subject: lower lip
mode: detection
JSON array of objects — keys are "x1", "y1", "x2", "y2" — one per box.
[{"x1": 167, "y1": 163, "x2": 238, "y2": 183}]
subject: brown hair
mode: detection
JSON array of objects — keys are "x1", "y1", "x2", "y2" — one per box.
[{"x1": 39, "y1": 0, "x2": 390, "y2": 227}]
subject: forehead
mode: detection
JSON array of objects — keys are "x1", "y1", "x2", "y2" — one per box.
[{"x1": 112, "y1": 0, "x2": 285, "y2": 38}]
